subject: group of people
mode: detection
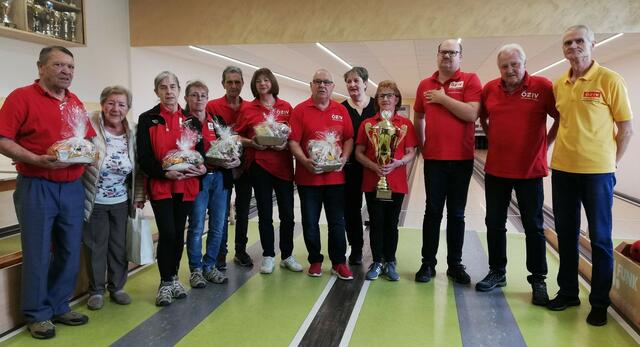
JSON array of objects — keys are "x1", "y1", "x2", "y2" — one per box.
[{"x1": 0, "y1": 23, "x2": 633, "y2": 340}]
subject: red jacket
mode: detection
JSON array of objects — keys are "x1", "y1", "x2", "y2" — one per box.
[{"x1": 136, "y1": 104, "x2": 200, "y2": 201}]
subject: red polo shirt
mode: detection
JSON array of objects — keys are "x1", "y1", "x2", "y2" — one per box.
[
  {"x1": 413, "y1": 69, "x2": 482, "y2": 160},
  {"x1": 235, "y1": 98, "x2": 294, "y2": 181},
  {"x1": 356, "y1": 113, "x2": 417, "y2": 193},
  {"x1": 206, "y1": 96, "x2": 245, "y2": 126},
  {"x1": 289, "y1": 98, "x2": 353, "y2": 186},
  {"x1": 480, "y1": 73, "x2": 558, "y2": 179},
  {"x1": 0, "y1": 81, "x2": 96, "y2": 182}
]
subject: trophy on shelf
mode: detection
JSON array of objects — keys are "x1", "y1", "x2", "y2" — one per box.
[
  {"x1": 67, "y1": 11, "x2": 76, "y2": 41},
  {"x1": 43, "y1": 1, "x2": 54, "y2": 36},
  {"x1": 364, "y1": 110, "x2": 407, "y2": 201},
  {"x1": 1, "y1": 0, "x2": 17, "y2": 28}
]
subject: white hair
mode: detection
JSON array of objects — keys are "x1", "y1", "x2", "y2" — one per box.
[
  {"x1": 564, "y1": 24, "x2": 595, "y2": 43},
  {"x1": 497, "y1": 43, "x2": 526, "y2": 63}
]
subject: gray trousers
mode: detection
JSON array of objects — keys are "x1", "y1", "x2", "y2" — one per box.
[{"x1": 83, "y1": 201, "x2": 129, "y2": 295}]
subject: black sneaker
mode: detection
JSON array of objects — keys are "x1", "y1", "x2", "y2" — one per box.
[
  {"x1": 415, "y1": 263, "x2": 436, "y2": 283},
  {"x1": 475, "y1": 270, "x2": 506, "y2": 292},
  {"x1": 447, "y1": 265, "x2": 471, "y2": 284},
  {"x1": 234, "y1": 251, "x2": 253, "y2": 267},
  {"x1": 547, "y1": 294, "x2": 580, "y2": 311},
  {"x1": 529, "y1": 278, "x2": 549, "y2": 306},
  {"x1": 216, "y1": 254, "x2": 227, "y2": 271},
  {"x1": 348, "y1": 253, "x2": 363, "y2": 265},
  {"x1": 586, "y1": 307, "x2": 608, "y2": 326}
]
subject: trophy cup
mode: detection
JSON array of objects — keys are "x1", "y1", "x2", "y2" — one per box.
[
  {"x1": 364, "y1": 110, "x2": 407, "y2": 201},
  {"x1": 1, "y1": 0, "x2": 17, "y2": 28},
  {"x1": 68, "y1": 12, "x2": 76, "y2": 41}
]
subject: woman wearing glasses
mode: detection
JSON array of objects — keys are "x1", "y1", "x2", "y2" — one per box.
[
  {"x1": 355, "y1": 80, "x2": 417, "y2": 281},
  {"x1": 234, "y1": 68, "x2": 302, "y2": 274},
  {"x1": 341, "y1": 67, "x2": 377, "y2": 265}
]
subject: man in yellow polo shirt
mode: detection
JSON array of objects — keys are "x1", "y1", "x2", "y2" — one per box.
[{"x1": 548, "y1": 24, "x2": 634, "y2": 326}]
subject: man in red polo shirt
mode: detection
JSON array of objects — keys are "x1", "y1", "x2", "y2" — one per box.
[
  {"x1": 476, "y1": 44, "x2": 559, "y2": 306},
  {"x1": 206, "y1": 66, "x2": 254, "y2": 269},
  {"x1": 0, "y1": 46, "x2": 94, "y2": 339},
  {"x1": 413, "y1": 39, "x2": 482, "y2": 284},
  {"x1": 289, "y1": 69, "x2": 354, "y2": 280}
]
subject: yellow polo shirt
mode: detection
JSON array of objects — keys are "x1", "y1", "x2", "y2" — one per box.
[{"x1": 551, "y1": 60, "x2": 633, "y2": 173}]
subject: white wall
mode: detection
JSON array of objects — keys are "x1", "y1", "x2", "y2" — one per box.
[
  {"x1": 606, "y1": 51, "x2": 640, "y2": 199},
  {"x1": 0, "y1": 0, "x2": 131, "y2": 172},
  {"x1": 130, "y1": 47, "x2": 312, "y2": 120}
]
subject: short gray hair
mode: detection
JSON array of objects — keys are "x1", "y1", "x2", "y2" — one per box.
[
  {"x1": 99, "y1": 85, "x2": 132, "y2": 108},
  {"x1": 154, "y1": 71, "x2": 180, "y2": 91},
  {"x1": 564, "y1": 24, "x2": 595, "y2": 43},
  {"x1": 222, "y1": 66, "x2": 243, "y2": 83},
  {"x1": 497, "y1": 43, "x2": 527, "y2": 63}
]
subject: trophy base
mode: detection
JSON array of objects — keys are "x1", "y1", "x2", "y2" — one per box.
[
  {"x1": 2, "y1": 22, "x2": 17, "y2": 28},
  {"x1": 376, "y1": 188, "x2": 393, "y2": 201}
]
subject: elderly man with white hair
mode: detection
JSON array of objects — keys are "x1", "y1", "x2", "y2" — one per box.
[{"x1": 476, "y1": 43, "x2": 559, "y2": 306}]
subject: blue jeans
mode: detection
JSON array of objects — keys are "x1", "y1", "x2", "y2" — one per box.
[
  {"x1": 186, "y1": 171, "x2": 229, "y2": 272},
  {"x1": 298, "y1": 185, "x2": 347, "y2": 264},
  {"x1": 250, "y1": 163, "x2": 295, "y2": 259},
  {"x1": 14, "y1": 175, "x2": 85, "y2": 322},
  {"x1": 552, "y1": 170, "x2": 615, "y2": 308},
  {"x1": 484, "y1": 174, "x2": 547, "y2": 279},
  {"x1": 421, "y1": 160, "x2": 473, "y2": 267}
]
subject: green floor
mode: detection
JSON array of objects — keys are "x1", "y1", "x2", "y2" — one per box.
[{"x1": 1, "y1": 226, "x2": 638, "y2": 346}]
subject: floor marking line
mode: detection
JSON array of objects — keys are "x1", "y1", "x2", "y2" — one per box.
[
  {"x1": 338, "y1": 280, "x2": 370, "y2": 347},
  {"x1": 289, "y1": 276, "x2": 337, "y2": 347}
]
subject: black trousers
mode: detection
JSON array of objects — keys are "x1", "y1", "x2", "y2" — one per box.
[
  {"x1": 344, "y1": 163, "x2": 364, "y2": 257},
  {"x1": 151, "y1": 194, "x2": 193, "y2": 281},
  {"x1": 250, "y1": 163, "x2": 295, "y2": 259},
  {"x1": 365, "y1": 192, "x2": 404, "y2": 263},
  {"x1": 484, "y1": 173, "x2": 547, "y2": 280}
]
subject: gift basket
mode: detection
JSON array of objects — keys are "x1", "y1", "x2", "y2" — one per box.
[
  {"x1": 307, "y1": 130, "x2": 343, "y2": 172},
  {"x1": 162, "y1": 127, "x2": 204, "y2": 171},
  {"x1": 205, "y1": 121, "x2": 243, "y2": 166},
  {"x1": 253, "y1": 109, "x2": 290, "y2": 146},
  {"x1": 47, "y1": 104, "x2": 98, "y2": 163}
]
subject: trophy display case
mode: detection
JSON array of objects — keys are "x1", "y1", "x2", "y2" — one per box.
[{"x1": 0, "y1": 0, "x2": 84, "y2": 46}]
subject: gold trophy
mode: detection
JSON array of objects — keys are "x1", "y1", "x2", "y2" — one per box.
[{"x1": 365, "y1": 110, "x2": 407, "y2": 201}]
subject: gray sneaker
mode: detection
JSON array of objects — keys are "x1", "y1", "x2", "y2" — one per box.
[
  {"x1": 190, "y1": 269, "x2": 207, "y2": 288},
  {"x1": 204, "y1": 267, "x2": 228, "y2": 284},
  {"x1": 171, "y1": 277, "x2": 188, "y2": 299},
  {"x1": 156, "y1": 281, "x2": 173, "y2": 306},
  {"x1": 53, "y1": 311, "x2": 88, "y2": 326},
  {"x1": 27, "y1": 320, "x2": 55, "y2": 339},
  {"x1": 110, "y1": 290, "x2": 131, "y2": 305},
  {"x1": 87, "y1": 294, "x2": 104, "y2": 310}
]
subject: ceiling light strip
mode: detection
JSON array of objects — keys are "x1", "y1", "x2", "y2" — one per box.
[
  {"x1": 315, "y1": 42, "x2": 379, "y2": 88},
  {"x1": 189, "y1": 45, "x2": 347, "y2": 98},
  {"x1": 532, "y1": 33, "x2": 623, "y2": 76}
]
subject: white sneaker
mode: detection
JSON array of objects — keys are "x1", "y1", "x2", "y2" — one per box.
[
  {"x1": 260, "y1": 256, "x2": 275, "y2": 274},
  {"x1": 280, "y1": 255, "x2": 303, "y2": 272}
]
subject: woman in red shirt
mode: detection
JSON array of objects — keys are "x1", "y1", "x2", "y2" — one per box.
[
  {"x1": 355, "y1": 80, "x2": 417, "y2": 281},
  {"x1": 235, "y1": 68, "x2": 302, "y2": 274},
  {"x1": 136, "y1": 71, "x2": 206, "y2": 306}
]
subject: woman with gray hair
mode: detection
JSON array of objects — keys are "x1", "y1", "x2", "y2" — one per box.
[
  {"x1": 137, "y1": 71, "x2": 206, "y2": 306},
  {"x1": 82, "y1": 86, "x2": 146, "y2": 310}
]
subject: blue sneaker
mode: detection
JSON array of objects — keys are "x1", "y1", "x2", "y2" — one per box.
[
  {"x1": 384, "y1": 261, "x2": 400, "y2": 281},
  {"x1": 366, "y1": 262, "x2": 383, "y2": 280}
]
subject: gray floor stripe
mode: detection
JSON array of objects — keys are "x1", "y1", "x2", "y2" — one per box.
[
  {"x1": 111, "y1": 224, "x2": 302, "y2": 347},
  {"x1": 456, "y1": 230, "x2": 526, "y2": 347}
]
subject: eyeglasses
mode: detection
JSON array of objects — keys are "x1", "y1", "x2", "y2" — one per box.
[
  {"x1": 377, "y1": 93, "x2": 397, "y2": 99},
  {"x1": 312, "y1": 79, "x2": 334, "y2": 86},
  {"x1": 438, "y1": 50, "x2": 460, "y2": 57}
]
